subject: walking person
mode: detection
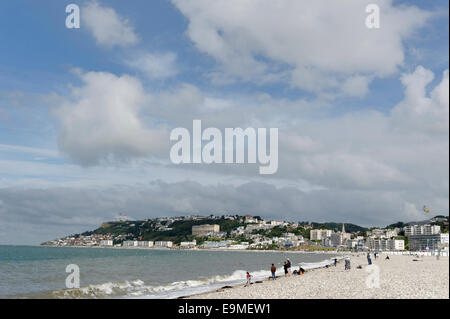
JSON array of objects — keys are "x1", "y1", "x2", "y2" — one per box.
[
  {"x1": 334, "y1": 258, "x2": 337, "y2": 267},
  {"x1": 344, "y1": 257, "x2": 351, "y2": 270},
  {"x1": 270, "y1": 264, "x2": 277, "y2": 280},
  {"x1": 246, "y1": 272, "x2": 252, "y2": 286},
  {"x1": 367, "y1": 252, "x2": 372, "y2": 265}
]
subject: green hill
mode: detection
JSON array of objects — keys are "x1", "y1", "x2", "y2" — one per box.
[
  {"x1": 310, "y1": 222, "x2": 367, "y2": 233},
  {"x1": 83, "y1": 218, "x2": 244, "y2": 244}
]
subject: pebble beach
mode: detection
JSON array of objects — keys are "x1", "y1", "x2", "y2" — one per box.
[{"x1": 187, "y1": 254, "x2": 449, "y2": 299}]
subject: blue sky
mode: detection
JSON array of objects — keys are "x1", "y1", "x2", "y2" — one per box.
[{"x1": 0, "y1": 0, "x2": 448, "y2": 244}]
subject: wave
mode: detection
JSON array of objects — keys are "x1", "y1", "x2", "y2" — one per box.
[{"x1": 50, "y1": 257, "x2": 341, "y2": 299}]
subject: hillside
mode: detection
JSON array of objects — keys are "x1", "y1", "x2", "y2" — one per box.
[
  {"x1": 82, "y1": 218, "x2": 245, "y2": 244},
  {"x1": 309, "y1": 222, "x2": 367, "y2": 233}
]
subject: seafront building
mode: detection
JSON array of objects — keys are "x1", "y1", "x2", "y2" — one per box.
[
  {"x1": 100, "y1": 240, "x2": 113, "y2": 246},
  {"x1": 405, "y1": 223, "x2": 446, "y2": 251},
  {"x1": 123, "y1": 240, "x2": 155, "y2": 247},
  {"x1": 154, "y1": 241, "x2": 173, "y2": 248},
  {"x1": 137, "y1": 241, "x2": 154, "y2": 247},
  {"x1": 408, "y1": 234, "x2": 446, "y2": 251},
  {"x1": 180, "y1": 240, "x2": 197, "y2": 248},
  {"x1": 200, "y1": 240, "x2": 233, "y2": 249},
  {"x1": 367, "y1": 238, "x2": 405, "y2": 251},
  {"x1": 310, "y1": 229, "x2": 332, "y2": 241},
  {"x1": 404, "y1": 224, "x2": 441, "y2": 236}
]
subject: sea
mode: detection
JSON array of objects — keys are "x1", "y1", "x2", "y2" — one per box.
[{"x1": 0, "y1": 245, "x2": 338, "y2": 299}]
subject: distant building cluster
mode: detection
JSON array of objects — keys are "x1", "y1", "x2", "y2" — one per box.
[
  {"x1": 44, "y1": 233, "x2": 115, "y2": 247},
  {"x1": 41, "y1": 214, "x2": 449, "y2": 252},
  {"x1": 312, "y1": 220, "x2": 449, "y2": 253}
]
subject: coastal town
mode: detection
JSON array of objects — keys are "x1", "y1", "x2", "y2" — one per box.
[{"x1": 41, "y1": 214, "x2": 449, "y2": 254}]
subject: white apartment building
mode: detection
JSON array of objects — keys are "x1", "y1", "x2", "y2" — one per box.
[
  {"x1": 154, "y1": 241, "x2": 173, "y2": 248},
  {"x1": 201, "y1": 240, "x2": 233, "y2": 249},
  {"x1": 180, "y1": 240, "x2": 197, "y2": 248},
  {"x1": 389, "y1": 239, "x2": 405, "y2": 250},
  {"x1": 100, "y1": 240, "x2": 113, "y2": 246},
  {"x1": 368, "y1": 238, "x2": 405, "y2": 251},
  {"x1": 310, "y1": 229, "x2": 332, "y2": 241},
  {"x1": 136, "y1": 241, "x2": 154, "y2": 247},
  {"x1": 404, "y1": 224, "x2": 441, "y2": 236},
  {"x1": 123, "y1": 240, "x2": 138, "y2": 247}
]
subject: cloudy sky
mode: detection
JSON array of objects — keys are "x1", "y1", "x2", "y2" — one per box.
[{"x1": 0, "y1": 0, "x2": 448, "y2": 244}]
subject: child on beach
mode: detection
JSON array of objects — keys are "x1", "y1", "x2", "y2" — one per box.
[{"x1": 246, "y1": 272, "x2": 252, "y2": 285}]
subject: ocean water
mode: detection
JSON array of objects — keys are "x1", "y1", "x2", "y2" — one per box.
[{"x1": 0, "y1": 245, "x2": 337, "y2": 299}]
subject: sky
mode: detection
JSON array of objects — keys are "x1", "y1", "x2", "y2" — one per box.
[{"x1": 0, "y1": 0, "x2": 448, "y2": 245}]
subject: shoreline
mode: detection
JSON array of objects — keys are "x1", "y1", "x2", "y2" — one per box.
[
  {"x1": 178, "y1": 257, "x2": 344, "y2": 299},
  {"x1": 181, "y1": 254, "x2": 449, "y2": 299}
]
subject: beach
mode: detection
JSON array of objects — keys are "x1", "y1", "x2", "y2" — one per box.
[{"x1": 187, "y1": 254, "x2": 449, "y2": 299}]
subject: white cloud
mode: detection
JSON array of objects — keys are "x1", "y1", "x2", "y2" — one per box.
[
  {"x1": 40, "y1": 66, "x2": 447, "y2": 232},
  {"x1": 172, "y1": 0, "x2": 432, "y2": 96},
  {"x1": 55, "y1": 71, "x2": 168, "y2": 166},
  {"x1": 391, "y1": 66, "x2": 449, "y2": 134},
  {"x1": 83, "y1": 1, "x2": 139, "y2": 48},
  {"x1": 126, "y1": 52, "x2": 178, "y2": 79}
]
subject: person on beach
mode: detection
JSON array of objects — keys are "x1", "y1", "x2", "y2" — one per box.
[
  {"x1": 286, "y1": 258, "x2": 292, "y2": 276},
  {"x1": 344, "y1": 257, "x2": 351, "y2": 270},
  {"x1": 283, "y1": 261, "x2": 289, "y2": 277},
  {"x1": 367, "y1": 253, "x2": 372, "y2": 265},
  {"x1": 270, "y1": 264, "x2": 277, "y2": 280},
  {"x1": 334, "y1": 258, "x2": 337, "y2": 267},
  {"x1": 246, "y1": 272, "x2": 252, "y2": 285}
]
